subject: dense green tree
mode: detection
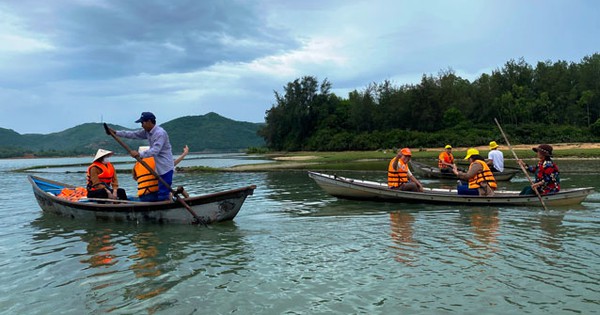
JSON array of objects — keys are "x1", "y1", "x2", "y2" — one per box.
[
  {"x1": 260, "y1": 53, "x2": 600, "y2": 151},
  {"x1": 259, "y1": 76, "x2": 333, "y2": 150}
]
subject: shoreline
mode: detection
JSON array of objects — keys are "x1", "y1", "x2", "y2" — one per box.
[
  {"x1": 218, "y1": 143, "x2": 600, "y2": 172},
  {"x1": 9, "y1": 142, "x2": 600, "y2": 173}
]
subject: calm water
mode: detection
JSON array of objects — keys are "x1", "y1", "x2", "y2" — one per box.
[{"x1": 1, "y1": 156, "x2": 599, "y2": 314}]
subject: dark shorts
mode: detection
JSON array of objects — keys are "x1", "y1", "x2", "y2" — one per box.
[{"x1": 457, "y1": 183, "x2": 479, "y2": 195}]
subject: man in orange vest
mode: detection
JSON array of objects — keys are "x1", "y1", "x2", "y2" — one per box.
[
  {"x1": 388, "y1": 148, "x2": 424, "y2": 192},
  {"x1": 86, "y1": 149, "x2": 128, "y2": 200},
  {"x1": 438, "y1": 145, "x2": 455, "y2": 173},
  {"x1": 133, "y1": 145, "x2": 190, "y2": 201}
]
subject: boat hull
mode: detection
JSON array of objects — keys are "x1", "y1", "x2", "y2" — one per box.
[
  {"x1": 308, "y1": 171, "x2": 593, "y2": 207},
  {"x1": 29, "y1": 175, "x2": 256, "y2": 225}
]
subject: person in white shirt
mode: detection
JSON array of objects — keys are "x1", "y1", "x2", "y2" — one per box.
[{"x1": 486, "y1": 141, "x2": 504, "y2": 172}]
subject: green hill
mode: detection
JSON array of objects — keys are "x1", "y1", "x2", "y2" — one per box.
[
  {"x1": 0, "y1": 127, "x2": 25, "y2": 146},
  {"x1": 164, "y1": 113, "x2": 265, "y2": 151},
  {"x1": 0, "y1": 113, "x2": 264, "y2": 158}
]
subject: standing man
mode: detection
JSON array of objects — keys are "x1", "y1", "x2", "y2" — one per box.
[
  {"x1": 110, "y1": 112, "x2": 174, "y2": 201},
  {"x1": 486, "y1": 141, "x2": 504, "y2": 172}
]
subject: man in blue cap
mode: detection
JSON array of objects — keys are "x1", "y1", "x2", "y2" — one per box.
[{"x1": 109, "y1": 112, "x2": 174, "y2": 201}]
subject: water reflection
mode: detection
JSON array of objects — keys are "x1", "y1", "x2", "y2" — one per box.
[
  {"x1": 29, "y1": 214, "x2": 251, "y2": 313},
  {"x1": 80, "y1": 229, "x2": 118, "y2": 268},
  {"x1": 538, "y1": 212, "x2": 566, "y2": 251},
  {"x1": 389, "y1": 211, "x2": 418, "y2": 265},
  {"x1": 458, "y1": 208, "x2": 500, "y2": 255}
]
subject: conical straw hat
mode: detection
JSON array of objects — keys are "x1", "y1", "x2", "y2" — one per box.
[{"x1": 93, "y1": 149, "x2": 113, "y2": 162}]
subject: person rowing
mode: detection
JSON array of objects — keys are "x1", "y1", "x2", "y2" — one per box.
[
  {"x1": 517, "y1": 144, "x2": 560, "y2": 196},
  {"x1": 106, "y1": 112, "x2": 174, "y2": 201}
]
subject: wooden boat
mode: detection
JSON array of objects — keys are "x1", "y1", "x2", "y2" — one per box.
[
  {"x1": 29, "y1": 175, "x2": 256, "y2": 225},
  {"x1": 410, "y1": 160, "x2": 519, "y2": 181},
  {"x1": 308, "y1": 171, "x2": 594, "y2": 207}
]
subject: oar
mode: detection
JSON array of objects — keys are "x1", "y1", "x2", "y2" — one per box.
[
  {"x1": 103, "y1": 123, "x2": 207, "y2": 225},
  {"x1": 494, "y1": 118, "x2": 548, "y2": 210}
]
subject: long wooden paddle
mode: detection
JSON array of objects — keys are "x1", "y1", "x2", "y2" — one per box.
[
  {"x1": 494, "y1": 118, "x2": 548, "y2": 210},
  {"x1": 103, "y1": 123, "x2": 206, "y2": 225}
]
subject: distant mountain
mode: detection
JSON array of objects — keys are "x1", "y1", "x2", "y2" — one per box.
[
  {"x1": 0, "y1": 127, "x2": 25, "y2": 146},
  {"x1": 163, "y1": 113, "x2": 265, "y2": 151},
  {"x1": 0, "y1": 113, "x2": 265, "y2": 157}
]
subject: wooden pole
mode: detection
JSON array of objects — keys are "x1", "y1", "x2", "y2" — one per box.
[{"x1": 494, "y1": 118, "x2": 548, "y2": 210}]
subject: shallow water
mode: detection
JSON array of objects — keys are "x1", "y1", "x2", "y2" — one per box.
[{"x1": 1, "y1": 156, "x2": 599, "y2": 314}]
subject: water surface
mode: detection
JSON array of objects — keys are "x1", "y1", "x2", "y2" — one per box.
[{"x1": 1, "y1": 156, "x2": 599, "y2": 314}]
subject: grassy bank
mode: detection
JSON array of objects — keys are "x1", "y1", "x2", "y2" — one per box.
[
  {"x1": 15, "y1": 144, "x2": 600, "y2": 173},
  {"x1": 182, "y1": 144, "x2": 600, "y2": 172}
]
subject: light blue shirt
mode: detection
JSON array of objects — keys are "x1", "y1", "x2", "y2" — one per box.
[{"x1": 116, "y1": 125, "x2": 174, "y2": 175}]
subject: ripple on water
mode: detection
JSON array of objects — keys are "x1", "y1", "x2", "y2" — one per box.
[{"x1": 2, "y1": 160, "x2": 600, "y2": 314}]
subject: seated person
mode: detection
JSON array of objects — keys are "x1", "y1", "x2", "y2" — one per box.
[
  {"x1": 133, "y1": 145, "x2": 190, "y2": 201},
  {"x1": 486, "y1": 141, "x2": 504, "y2": 172},
  {"x1": 517, "y1": 144, "x2": 560, "y2": 195},
  {"x1": 87, "y1": 149, "x2": 128, "y2": 200},
  {"x1": 438, "y1": 145, "x2": 455, "y2": 173},
  {"x1": 452, "y1": 148, "x2": 497, "y2": 196},
  {"x1": 388, "y1": 148, "x2": 424, "y2": 192}
]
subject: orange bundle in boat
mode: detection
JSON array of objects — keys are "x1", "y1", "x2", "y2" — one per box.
[{"x1": 57, "y1": 187, "x2": 88, "y2": 201}]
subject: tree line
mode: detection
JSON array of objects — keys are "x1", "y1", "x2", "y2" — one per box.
[{"x1": 259, "y1": 54, "x2": 600, "y2": 151}]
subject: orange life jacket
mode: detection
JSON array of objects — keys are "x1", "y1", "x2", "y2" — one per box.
[
  {"x1": 438, "y1": 151, "x2": 454, "y2": 169},
  {"x1": 57, "y1": 187, "x2": 88, "y2": 201},
  {"x1": 388, "y1": 157, "x2": 409, "y2": 187},
  {"x1": 468, "y1": 160, "x2": 497, "y2": 190},
  {"x1": 134, "y1": 157, "x2": 159, "y2": 196},
  {"x1": 86, "y1": 161, "x2": 115, "y2": 190}
]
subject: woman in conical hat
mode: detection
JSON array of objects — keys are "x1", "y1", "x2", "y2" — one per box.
[{"x1": 86, "y1": 149, "x2": 128, "y2": 201}]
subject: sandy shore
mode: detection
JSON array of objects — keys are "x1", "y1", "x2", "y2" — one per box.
[{"x1": 223, "y1": 143, "x2": 600, "y2": 172}]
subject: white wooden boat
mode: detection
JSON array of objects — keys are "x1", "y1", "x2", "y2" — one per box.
[
  {"x1": 29, "y1": 175, "x2": 256, "y2": 225},
  {"x1": 308, "y1": 171, "x2": 593, "y2": 207}
]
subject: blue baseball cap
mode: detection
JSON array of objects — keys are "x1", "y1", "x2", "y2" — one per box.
[{"x1": 135, "y1": 112, "x2": 156, "y2": 123}]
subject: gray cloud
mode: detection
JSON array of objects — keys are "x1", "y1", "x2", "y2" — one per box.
[
  {"x1": 1, "y1": 0, "x2": 599, "y2": 134},
  {"x1": 3, "y1": 0, "x2": 297, "y2": 81}
]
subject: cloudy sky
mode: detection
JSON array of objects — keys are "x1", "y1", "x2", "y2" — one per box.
[{"x1": 1, "y1": 0, "x2": 599, "y2": 134}]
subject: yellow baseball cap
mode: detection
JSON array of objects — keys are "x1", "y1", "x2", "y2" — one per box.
[
  {"x1": 444, "y1": 145, "x2": 452, "y2": 149},
  {"x1": 464, "y1": 148, "x2": 479, "y2": 160}
]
